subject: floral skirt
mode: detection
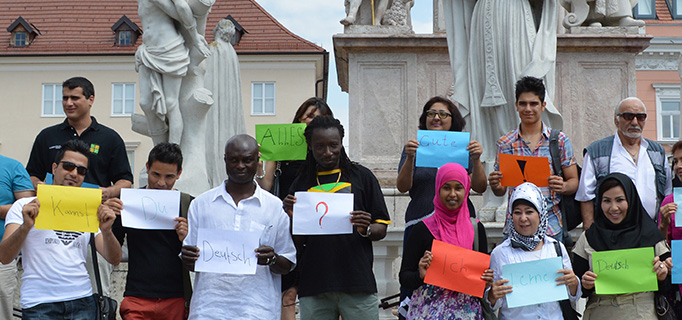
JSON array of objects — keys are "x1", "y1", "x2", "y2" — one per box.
[{"x1": 406, "y1": 284, "x2": 483, "y2": 320}]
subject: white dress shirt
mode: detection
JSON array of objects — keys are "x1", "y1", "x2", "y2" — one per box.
[{"x1": 184, "y1": 181, "x2": 296, "y2": 320}]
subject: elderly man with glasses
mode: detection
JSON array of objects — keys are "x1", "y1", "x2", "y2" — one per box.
[{"x1": 577, "y1": 97, "x2": 672, "y2": 229}]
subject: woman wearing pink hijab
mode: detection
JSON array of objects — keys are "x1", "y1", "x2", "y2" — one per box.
[{"x1": 399, "y1": 163, "x2": 492, "y2": 319}]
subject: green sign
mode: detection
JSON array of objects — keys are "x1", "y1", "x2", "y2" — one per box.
[
  {"x1": 593, "y1": 247, "x2": 658, "y2": 295},
  {"x1": 256, "y1": 124, "x2": 307, "y2": 161}
]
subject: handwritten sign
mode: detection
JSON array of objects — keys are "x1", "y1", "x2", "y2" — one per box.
[
  {"x1": 35, "y1": 184, "x2": 101, "y2": 233},
  {"x1": 45, "y1": 173, "x2": 99, "y2": 189},
  {"x1": 292, "y1": 192, "x2": 353, "y2": 235},
  {"x1": 593, "y1": 247, "x2": 657, "y2": 294},
  {"x1": 674, "y1": 188, "x2": 682, "y2": 227},
  {"x1": 195, "y1": 228, "x2": 260, "y2": 274},
  {"x1": 120, "y1": 188, "x2": 180, "y2": 230},
  {"x1": 502, "y1": 257, "x2": 567, "y2": 308},
  {"x1": 423, "y1": 239, "x2": 490, "y2": 298},
  {"x1": 256, "y1": 124, "x2": 307, "y2": 161},
  {"x1": 415, "y1": 130, "x2": 470, "y2": 169},
  {"x1": 672, "y1": 240, "x2": 682, "y2": 284},
  {"x1": 498, "y1": 154, "x2": 550, "y2": 187}
]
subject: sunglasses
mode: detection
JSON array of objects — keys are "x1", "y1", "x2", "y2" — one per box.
[
  {"x1": 426, "y1": 110, "x2": 452, "y2": 119},
  {"x1": 617, "y1": 112, "x2": 647, "y2": 121},
  {"x1": 60, "y1": 161, "x2": 88, "y2": 176}
]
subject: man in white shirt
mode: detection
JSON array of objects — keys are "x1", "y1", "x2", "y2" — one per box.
[
  {"x1": 577, "y1": 97, "x2": 672, "y2": 229},
  {"x1": 181, "y1": 134, "x2": 296, "y2": 319},
  {"x1": 0, "y1": 140, "x2": 121, "y2": 319}
]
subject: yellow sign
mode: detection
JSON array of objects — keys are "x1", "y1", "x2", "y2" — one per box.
[{"x1": 35, "y1": 184, "x2": 102, "y2": 233}]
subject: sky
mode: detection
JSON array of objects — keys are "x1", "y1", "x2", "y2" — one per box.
[{"x1": 257, "y1": 0, "x2": 434, "y2": 143}]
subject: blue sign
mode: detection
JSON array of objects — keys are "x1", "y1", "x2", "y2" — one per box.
[
  {"x1": 415, "y1": 130, "x2": 470, "y2": 169},
  {"x1": 502, "y1": 257, "x2": 568, "y2": 308}
]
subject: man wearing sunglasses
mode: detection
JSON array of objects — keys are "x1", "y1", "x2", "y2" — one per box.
[
  {"x1": 0, "y1": 140, "x2": 122, "y2": 319},
  {"x1": 577, "y1": 97, "x2": 672, "y2": 229},
  {"x1": 25, "y1": 76, "x2": 133, "y2": 296}
]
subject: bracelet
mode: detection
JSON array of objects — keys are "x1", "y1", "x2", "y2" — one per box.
[
  {"x1": 360, "y1": 225, "x2": 372, "y2": 238},
  {"x1": 268, "y1": 253, "x2": 278, "y2": 266},
  {"x1": 255, "y1": 164, "x2": 266, "y2": 179}
]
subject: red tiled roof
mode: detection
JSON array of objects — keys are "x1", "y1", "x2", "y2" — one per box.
[
  {"x1": 645, "y1": 0, "x2": 677, "y2": 23},
  {"x1": 0, "y1": 0, "x2": 325, "y2": 55}
]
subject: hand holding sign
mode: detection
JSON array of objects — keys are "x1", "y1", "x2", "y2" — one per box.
[
  {"x1": 121, "y1": 188, "x2": 181, "y2": 230},
  {"x1": 35, "y1": 184, "x2": 101, "y2": 233},
  {"x1": 498, "y1": 154, "x2": 550, "y2": 187},
  {"x1": 423, "y1": 240, "x2": 491, "y2": 298},
  {"x1": 293, "y1": 192, "x2": 353, "y2": 235},
  {"x1": 592, "y1": 247, "x2": 658, "y2": 294},
  {"x1": 256, "y1": 124, "x2": 307, "y2": 161}
]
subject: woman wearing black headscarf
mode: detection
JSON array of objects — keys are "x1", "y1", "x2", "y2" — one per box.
[{"x1": 573, "y1": 173, "x2": 671, "y2": 319}]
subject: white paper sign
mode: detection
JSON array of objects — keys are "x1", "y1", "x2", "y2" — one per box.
[
  {"x1": 293, "y1": 192, "x2": 353, "y2": 235},
  {"x1": 195, "y1": 228, "x2": 260, "y2": 274},
  {"x1": 121, "y1": 188, "x2": 180, "y2": 230}
]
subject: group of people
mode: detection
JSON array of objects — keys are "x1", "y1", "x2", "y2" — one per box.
[
  {"x1": 0, "y1": 72, "x2": 679, "y2": 320},
  {"x1": 396, "y1": 76, "x2": 678, "y2": 320}
]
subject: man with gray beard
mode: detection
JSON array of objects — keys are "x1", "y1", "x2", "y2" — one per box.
[{"x1": 577, "y1": 97, "x2": 672, "y2": 229}]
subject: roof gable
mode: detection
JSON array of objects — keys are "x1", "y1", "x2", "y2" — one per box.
[
  {"x1": 0, "y1": 0, "x2": 324, "y2": 55},
  {"x1": 6, "y1": 16, "x2": 37, "y2": 35}
]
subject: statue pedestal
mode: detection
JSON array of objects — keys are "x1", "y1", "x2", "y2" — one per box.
[{"x1": 555, "y1": 28, "x2": 652, "y2": 162}]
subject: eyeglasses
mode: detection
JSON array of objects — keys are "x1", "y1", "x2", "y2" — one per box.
[
  {"x1": 60, "y1": 161, "x2": 88, "y2": 176},
  {"x1": 426, "y1": 110, "x2": 452, "y2": 119},
  {"x1": 617, "y1": 112, "x2": 647, "y2": 121}
]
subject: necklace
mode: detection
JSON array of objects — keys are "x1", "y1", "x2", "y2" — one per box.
[
  {"x1": 625, "y1": 147, "x2": 639, "y2": 163},
  {"x1": 316, "y1": 169, "x2": 342, "y2": 191}
]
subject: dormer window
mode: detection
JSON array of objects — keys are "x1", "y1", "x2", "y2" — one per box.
[
  {"x1": 6, "y1": 16, "x2": 39, "y2": 47},
  {"x1": 111, "y1": 15, "x2": 140, "y2": 47},
  {"x1": 13, "y1": 31, "x2": 27, "y2": 46}
]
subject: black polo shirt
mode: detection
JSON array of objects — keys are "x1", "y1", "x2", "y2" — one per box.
[{"x1": 26, "y1": 117, "x2": 134, "y2": 187}]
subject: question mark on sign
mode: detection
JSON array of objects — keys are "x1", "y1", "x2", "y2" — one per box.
[{"x1": 316, "y1": 202, "x2": 329, "y2": 228}]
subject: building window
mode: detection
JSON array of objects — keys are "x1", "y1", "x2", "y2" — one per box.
[
  {"x1": 634, "y1": 0, "x2": 656, "y2": 19},
  {"x1": 12, "y1": 31, "x2": 27, "y2": 46},
  {"x1": 118, "y1": 31, "x2": 132, "y2": 46},
  {"x1": 654, "y1": 83, "x2": 681, "y2": 141},
  {"x1": 42, "y1": 84, "x2": 64, "y2": 117},
  {"x1": 666, "y1": 0, "x2": 682, "y2": 19},
  {"x1": 112, "y1": 83, "x2": 136, "y2": 116},
  {"x1": 125, "y1": 141, "x2": 140, "y2": 187},
  {"x1": 252, "y1": 82, "x2": 276, "y2": 115}
]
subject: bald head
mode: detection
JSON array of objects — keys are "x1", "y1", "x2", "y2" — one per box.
[
  {"x1": 225, "y1": 134, "x2": 258, "y2": 155},
  {"x1": 224, "y1": 134, "x2": 259, "y2": 184}
]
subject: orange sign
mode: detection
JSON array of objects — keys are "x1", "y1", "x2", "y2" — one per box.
[
  {"x1": 423, "y1": 240, "x2": 490, "y2": 298},
  {"x1": 498, "y1": 153, "x2": 551, "y2": 187}
]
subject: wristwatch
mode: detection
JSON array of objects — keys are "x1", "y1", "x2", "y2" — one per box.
[
  {"x1": 360, "y1": 225, "x2": 372, "y2": 238},
  {"x1": 269, "y1": 253, "x2": 278, "y2": 266}
]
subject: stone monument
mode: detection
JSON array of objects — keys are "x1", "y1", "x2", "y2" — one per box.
[{"x1": 341, "y1": 0, "x2": 414, "y2": 34}]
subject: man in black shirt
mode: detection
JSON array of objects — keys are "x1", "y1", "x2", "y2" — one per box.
[
  {"x1": 26, "y1": 76, "x2": 133, "y2": 200},
  {"x1": 108, "y1": 142, "x2": 191, "y2": 320}
]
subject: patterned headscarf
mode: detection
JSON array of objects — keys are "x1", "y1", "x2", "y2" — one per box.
[
  {"x1": 506, "y1": 182, "x2": 548, "y2": 251},
  {"x1": 423, "y1": 163, "x2": 475, "y2": 248}
]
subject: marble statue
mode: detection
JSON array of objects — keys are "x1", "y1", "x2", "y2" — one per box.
[
  {"x1": 134, "y1": 0, "x2": 211, "y2": 145},
  {"x1": 204, "y1": 19, "x2": 246, "y2": 188},
  {"x1": 133, "y1": 0, "x2": 216, "y2": 196},
  {"x1": 443, "y1": 0, "x2": 563, "y2": 163},
  {"x1": 382, "y1": 0, "x2": 414, "y2": 27},
  {"x1": 561, "y1": 0, "x2": 644, "y2": 28},
  {"x1": 341, "y1": 0, "x2": 389, "y2": 25}
]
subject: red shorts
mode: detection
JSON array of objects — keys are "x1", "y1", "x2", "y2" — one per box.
[{"x1": 120, "y1": 296, "x2": 187, "y2": 320}]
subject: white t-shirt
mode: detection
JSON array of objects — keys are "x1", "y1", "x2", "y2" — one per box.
[
  {"x1": 5, "y1": 197, "x2": 98, "y2": 308},
  {"x1": 184, "y1": 181, "x2": 297, "y2": 320}
]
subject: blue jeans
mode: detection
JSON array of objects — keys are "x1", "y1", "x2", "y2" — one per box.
[{"x1": 22, "y1": 295, "x2": 96, "y2": 320}]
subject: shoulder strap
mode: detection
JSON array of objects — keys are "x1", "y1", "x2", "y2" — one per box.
[
  {"x1": 471, "y1": 217, "x2": 479, "y2": 252},
  {"x1": 179, "y1": 192, "x2": 193, "y2": 307},
  {"x1": 89, "y1": 233, "x2": 104, "y2": 295},
  {"x1": 549, "y1": 129, "x2": 562, "y2": 177},
  {"x1": 553, "y1": 241, "x2": 562, "y2": 257}
]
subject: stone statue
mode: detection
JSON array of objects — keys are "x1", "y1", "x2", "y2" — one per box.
[
  {"x1": 561, "y1": 0, "x2": 644, "y2": 28},
  {"x1": 133, "y1": 0, "x2": 216, "y2": 196},
  {"x1": 134, "y1": 0, "x2": 211, "y2": 145},
  {"x1": 443, "y1": 0, "x2": 563, "y2": 164},
  {"x1": 382, "y1": 0, "x2": 414, "y2": 27},
  {"x1": 341, "y1": 0, "x2": 389, "y2": 25},
  {"x1": 204, "y1": 19, "x2": 246, "y2": 188}
]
